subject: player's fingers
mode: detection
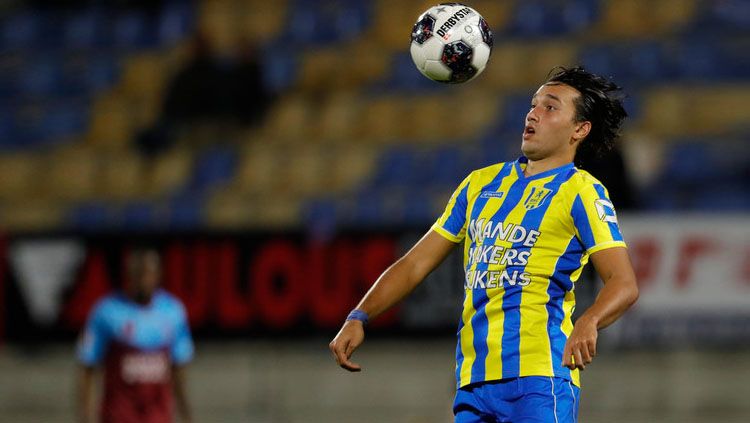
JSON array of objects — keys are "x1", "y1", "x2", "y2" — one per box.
[
  {"x1": 587, "y1": 339, "x2": 597, "y2": 359},
  {"x1": 580, "y1": 345, "x2": 592, "y2": 365},
  {"x1": 340, "y1": 357, "x2": 362, "y2": 372},
  {"x1": 330, "y1": 339, "x2": 349, "y2": 366},
  {"x1": 345, "y1": 340, "x2": 358, "y2": 357},
  {"x1": 561, "y1": 343, "x2": 573, "y2": 368},
  {"x1": 573, "y1": 348, "x2": 585, "y2": 371}
]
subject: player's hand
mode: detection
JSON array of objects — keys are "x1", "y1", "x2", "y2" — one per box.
[
  {"x1": 329, "y1": 320, "x2": 365, "y2": 372},
  {"x1": 562, "y1": 316, "x2": 598, "y2": 371}
]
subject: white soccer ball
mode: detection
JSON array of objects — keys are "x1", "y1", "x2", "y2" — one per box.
[{"x1": 410, "y1": 3, "x2": 493, "y2": 84}]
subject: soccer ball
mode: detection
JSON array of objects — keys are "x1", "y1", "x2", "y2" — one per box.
[{"x1": 410, "y1": 3, "x2": 493, "y2": 84}]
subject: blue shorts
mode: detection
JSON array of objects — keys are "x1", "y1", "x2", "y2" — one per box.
[{"x1": 454, "y1": 377, "x2": 580, "y2": 423}]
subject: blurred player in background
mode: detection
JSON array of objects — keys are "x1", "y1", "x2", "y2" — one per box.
[
  {"x1": 330, "y1": 67, "x2": 639, "y2": 422},
  {"x1": 76, "y1": 247, "x2": 194, "y2": 423}
]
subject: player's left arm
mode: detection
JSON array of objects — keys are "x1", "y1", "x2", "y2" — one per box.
[
  {"x1": 170, "y1": 301, "x2": 194, "y2": 422},
  {"x1": 562, "y1": 246, "x2": 639, "y2": 370},
  {"x1": 172, "y1": 364, "x2": 192, "y2": 423}
]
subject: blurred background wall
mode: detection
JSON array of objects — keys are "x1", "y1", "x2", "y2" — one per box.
[{"x1": 0, "y1": 0, "x2": 748, "y2": 421}]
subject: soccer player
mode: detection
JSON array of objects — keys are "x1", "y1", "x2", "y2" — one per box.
[
  {"x1": 330, "y1": 66, "x2": 639, "y2": 422},
  {"x1": 76, "y1": 247, "x2": 194, "y2": 423}
]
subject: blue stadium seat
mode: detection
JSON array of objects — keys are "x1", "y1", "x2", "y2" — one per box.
[
  {"x1": 689, "y1": 0, "x2": 750, "y2": 34},
  {"x1": 561, "y1": 0, "x2": 600, "y2": 34},
  {"x1": 261, "y1": 47, "x2": 298, "y2": 93},
  {"x1": 303, "y1": 198, "x2": 340, "y2": 237},
  {"x1": 112, "y1": 11, "x2": 155, "y2": 50},
  {"x1": 18, "y1": 56, "x2": 64, "y2": 97},
  {"x1": 63, "y1": 54, "x2": 119, "y2": 95},
  {"x1": 38, "y1": 102, "x2": 89, "y2": 143},
  {"x1": 167, "y1": 196, "x2": 204, "y2": 229},
  {"x1": 187, "y1": 147, "x2": 238, "y2": 193},
  {"x1": 579, "y1": 45, "x2": 620, "y2": 82},
  {"x1": 371, "y1": 146, "x2": 419, "y2": 188},
  {"x1": 156, "y1": 2, "x2": 194, "y2": 46},
  {"x1": 121, "y1": 202, "x2": 160, "y2": 229},
  {"x1": 626, "y1": 42, "x2": 672, "y2": 82},
  {"x1": 508, "y1": 1, "x2": 567, "y2": 38},
  {"x1": 0, "y1": 12, "x2": 41, "y2": 52},
  {"x1": 68, "y1": 202, "x2": 113, "y2": 230},
  {"x1": 378, "y1": 52, "x2": 438, "y2": 92},
  {"x1": 333, "y1": 0, "x2": 371, "y2": 40},
  {"x1": 62, "y1": 9, "x2": 106, "y2": 50},
  {"x1": 692, "y1": 185, "x2": 750, "y2": 211}
]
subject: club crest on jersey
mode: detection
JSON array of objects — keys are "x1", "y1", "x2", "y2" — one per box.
[
  {"x1": 523, "y1": 187, "x2": 552, "y2": 210},
  {"x1": 595, "y1": 198, "x2": 618, "y2": 223}
]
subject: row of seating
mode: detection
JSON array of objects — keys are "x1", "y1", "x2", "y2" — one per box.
[{"x1": 0, "y1": 0, "x2": 746, "y2": 232}]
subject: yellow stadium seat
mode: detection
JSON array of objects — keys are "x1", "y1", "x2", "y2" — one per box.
[
  {"x1": 145, "y1": 148, "x2": 193, "y2": 197},
  {"x1": 261, "y1": 95, "x2": 313, "y2": 140},
  {"x1": 0, "y1": 154, "x2": 41, "y2": 201},
  {"x1": 639, "y1": 86, "x2": 750, "y2": 137},
  {"x1": 0, "y1": 200, "x2": 64, "y2": 231},
  {"x1": 86, "y1": 93, "x2": 136, "y2": 149},
  {"x1": 234, "y1": 145, "x2": 287, "y2": 195},
  {"x1": 97, "y1": 151, "x2": 146, "y2": 201},
  {"x1": 329, "y1": 145, "x2": 378, "y2": 193},
  {"x1": 594, "y1": 0, "x2": 697, "y2": 38},
  {"x1": 43, "y1": 146, "x2": 99, "y2": 202}
]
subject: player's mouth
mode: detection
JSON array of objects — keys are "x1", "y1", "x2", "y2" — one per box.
[{"x1": 523, "y1": 125, "x2": 536, "y2": 139}]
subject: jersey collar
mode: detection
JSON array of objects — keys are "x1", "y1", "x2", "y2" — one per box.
[{"x1": 514, "y1": 156, "x2": 575, "y2": 181}]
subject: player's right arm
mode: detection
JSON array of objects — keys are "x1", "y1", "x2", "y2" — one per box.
[{"x1": 329, "y1": 230, "x2": 457, "y2": 372}]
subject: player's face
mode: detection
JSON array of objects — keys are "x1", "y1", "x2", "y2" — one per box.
[
  {"x1": 522, "y1": 83, "x2": 587, "y2": 161},
  {"x1": 127, "y1": 251, "x2": 161, "y2": 304}
]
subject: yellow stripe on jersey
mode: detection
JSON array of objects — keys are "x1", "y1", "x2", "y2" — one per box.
[{"x1": 457, "y1": 289, "x2": 476, "y2": 385}]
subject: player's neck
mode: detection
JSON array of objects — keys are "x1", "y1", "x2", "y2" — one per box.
[{"x1": 523, "y1": 155, "x2": 573, "y2": 177}]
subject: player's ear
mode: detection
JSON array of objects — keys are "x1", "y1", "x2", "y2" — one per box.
[{"x1": 571, "y1": 121, "x2": 591, "y2": 144}]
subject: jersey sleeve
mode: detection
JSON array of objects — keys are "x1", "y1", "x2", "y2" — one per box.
[
  {"x1": 76, "y1": 301, "x2": 111, "y2": 366},
  {"x1": 571, "y1": 182, "x2": 627, "y2": 254},
  {"x1": 432, "y1": 174, "x2": 471, "y2": 243},
  {"x1": 170, "y1": 302, "x2": 194, "y2": 366}
]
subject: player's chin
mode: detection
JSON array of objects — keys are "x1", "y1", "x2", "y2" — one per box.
[{"x1": 520, "y1": 143, "x2": 542, "y2": 160}]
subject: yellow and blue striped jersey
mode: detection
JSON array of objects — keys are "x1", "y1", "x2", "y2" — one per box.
[{"x1": 432, "y1": 157, "x2": 626, "y2": 388}]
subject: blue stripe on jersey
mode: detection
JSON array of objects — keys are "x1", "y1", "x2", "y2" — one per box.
[
  {"x1": 501, "y1": 170, "x2": 575, "y2": 379},
  {"x1": 444, "y1": 182, "x2": 470, "y2": 236},
  {"x1": 571, "y1": 195, "x2": 595, "y2": 248},
  {"x1": 546, "y1": 236, "x2": 584, "y2": 381},
  {"x1": 593, "y1": 184, "x2": 623, "y2": 242},
  {"x1": 455, "y1": 163, "x2": 513, "y2": 383}
]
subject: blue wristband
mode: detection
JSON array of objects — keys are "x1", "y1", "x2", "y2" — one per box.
[{"x1": 346, "y1": 309, "x2": 369, "y2": 325}]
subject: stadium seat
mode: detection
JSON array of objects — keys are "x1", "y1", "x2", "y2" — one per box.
[
  {"x1": 145, "y1": 148, "x2": 194, "y2": 197},
  {"x1": 185, "y1": 146, "x2": 238, "y2": 193},
  {"x1": 120, "y1": 201, "x2": 160, "y2": 229},
  {"x1": 97, "y1": 152, "x2": 146, "y2": 201},
  {"x1": 68, "y1": 201, "x2": 113, "y2": 230},
  {"x1": 62, "y1": 9, "x2": 106, "y2": 50},
  {"x1": 44, "y1": 147, "x2": 99, "y2": 202},
  {"x1": 0, "y1": 153, "x2": 40, "y2": 200},
  {"x1": 0, "y1": 12, "x2": 41, "y2": 52}
]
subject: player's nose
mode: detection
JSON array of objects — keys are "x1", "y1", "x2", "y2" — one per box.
[{"x1": 526, "y1": 108, "x2": 539, "y2": 123}]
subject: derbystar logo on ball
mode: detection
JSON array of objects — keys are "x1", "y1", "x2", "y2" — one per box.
[{"x1": 410, "y1": 3, "x2": 493, "y2": 84}]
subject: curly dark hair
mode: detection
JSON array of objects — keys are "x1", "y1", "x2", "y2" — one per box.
[{"x1": 545, "y1": 66, "x2": 627, "y2": 159}]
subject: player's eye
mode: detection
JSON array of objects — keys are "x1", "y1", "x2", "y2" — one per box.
[{"x1": 545, "y1": 105, "x2": 555, "y2": 111}]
